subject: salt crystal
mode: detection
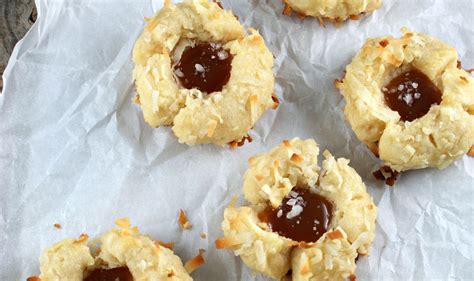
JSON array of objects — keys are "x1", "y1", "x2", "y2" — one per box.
[
  {"x1": 211, "y1": 55, "x2": 216, "y2": 59},
  {"x1": 398, "y1": 84, "x2": 404, "y2": 91},
  {"x1": 286, "y1": 198, "x2": 298, "y2": 206},
  {"x1": 412, "y1": 82, "x2": 418, "y2": 89},
  {"x1": 402, "y1": 93, "x2": 413, "y2": 106},
  {"x1": 286, "y1": 205, "x2": 303, "y2": 219},
  {"x1": 382, "y1": 87, "x2": 388, "y2": 92},
  {"x1": 277, "y1": 209, "x2": 283, "y2": 218},
  {"x1": 414, "y1": 92, "x2": 421, "y2": 99},
  {"x1": 195, "y1": 64, "x2": 205, "y2": 73},
  {"x1": 289, "y1": 191, "x2": 298, "y2": 198},
  {"x1": 217, "y1": 50, "x2": 228, "y2": 60},
  {"x1": 314, "y1": 220, "x2": 320, "y2": 225}
]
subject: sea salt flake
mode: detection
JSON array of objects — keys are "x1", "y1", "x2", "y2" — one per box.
[
  {"x1": 412, "y1": 82, "x2": 418, "y2": 89},
  {"x1": 289, "y1": 191, "x2": 298, "y2": 198},
  {"x1": 286, "y1": 198, "x2": 298, "y2": 206},
  {"x1": 277, "y1": 209, "x2": 283, "y2": 218},
  {"x1": 414, "y1": 92, "x2": 421, "y2": 99},
  {"x1": 217, "y1": 50, "x2": 229, "y2": 60},
  {"x1": 286, "y1": 205, "x2": 303, "y2": 219},
  {"x1": 402, "y1": 93, "x2": 414, "y2": 106},
  {"x1": 195, "y1": 63, "x2": 205, "y2": 73},
  {"x1": 398, "y1": 84, "x2": 405, "y2": 91}
]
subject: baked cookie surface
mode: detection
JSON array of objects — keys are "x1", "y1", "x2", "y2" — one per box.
[
  {"x1": 283, "y1": 0, "x2": 381, "y2": 23},
  {"x1": 31, "y1": 219, "x2": 192, "y2": 281},
  {"x1": 336, "y1": 28, "x2": 474, "y2": 172},
  {"x1": 133, "y1": 0, "x2": 276, "y2": 146},
  {"x1": 216, "y1": 139, "x2": 377, "y2": 280}
]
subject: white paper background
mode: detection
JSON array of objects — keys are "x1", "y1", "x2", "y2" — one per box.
[{"x1": 1, "y1": 0, "x2": 473, "y2": 280}]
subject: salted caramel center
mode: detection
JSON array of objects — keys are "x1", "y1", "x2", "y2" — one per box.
[
  {"x1": 84, "y1": 267, "x2": 133, "y2": 281},
  {"x1": 173, "y1": 42, "x2": 233, "y2": 94},
  {"x1": 259, "y1": 187, "x2": 333, "y2": 243},
  {"x1": 382, "y1": 68, "x2": 442, "y2": 122}
]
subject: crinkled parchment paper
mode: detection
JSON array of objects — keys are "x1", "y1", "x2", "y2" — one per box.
[{"x1": 1, "y1": 0, "x2": 473, "y2": 280}]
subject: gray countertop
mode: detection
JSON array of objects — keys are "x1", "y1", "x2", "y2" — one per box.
[{"x1": 0, "y1": 0, "x2": 36, "y2": 92}]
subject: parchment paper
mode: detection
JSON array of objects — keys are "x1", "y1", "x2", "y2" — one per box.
[{"x1": 1, "y1": 0, "x2": 473, "y2": 280}]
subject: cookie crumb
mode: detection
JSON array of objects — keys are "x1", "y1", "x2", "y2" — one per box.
[
  {"x1": 53, "y1": 223, "x2": 61, "y2": 229},
  {"x1": 373, "y1": 165, "x2": 399, "y2": 186},
  {"x1": 200, "y1": 232, "x2": 207, "y2": 239},
  {"x1": 184, "y1": 249, "x2": 205, "y2": 273},
  {"x1": 178, "y1": 209, "x2": 192, "y2": 230}
]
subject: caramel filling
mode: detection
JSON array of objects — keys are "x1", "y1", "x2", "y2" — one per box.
[
  {"x1": 173, "y1": 42, "x2": 233, "y2": 94},
  {"x1": 259, "y1": 187, "x2": 333, "y2": 243},
  {"x1": 84, "y1": 267, "x2": 133, "y2": 281},
  {"x1": 382, "y1": 68, "x2": 442, "y2": 122}
]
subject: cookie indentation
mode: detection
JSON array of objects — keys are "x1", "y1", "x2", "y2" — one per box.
[
  {"x1": 84, "y1": 267, "x2": 133, "y2": 281},
  {"x1": 259, "y1": 187, "x2": 333, "y2": 243},
  {"x1": 173, "y1": 42, "x2": 233, "y2": 94},
  {"x1": 383, "y1": 68, "x2": 442, "y2": 122}
]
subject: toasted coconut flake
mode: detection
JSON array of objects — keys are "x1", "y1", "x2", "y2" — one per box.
[
  {"x1": 215, "y1": 237, "x2": 240, "y2": 249},
  {"x1": 349, "y1": 14, "x2": 360, "y2": 20},
  {"x1": 53, "y1": 223, "x2": 62, "y2": 229},
  {"x1": 167, "y1": 270, "x2": 175, "y2": 277},
  {"x1": 282, "y1": 3, "x2": 292, "y2": 16},
  {"x1": 185, "y1": 249, "x2": 205, "y2": 273},
  {"x1": 349, "y1": 274, "x2": 357, "y2": 281},
  {"x1": 271, "y1": 94, "x2": 280, "y2": 109},
  {"x1": 379, "y1": 39, "x2": 389, "y2": 48},
  {"x1": 367, "y1": 142, "x2": 379, "y2": 157},
  {"x1": 334, "y1": 79, "x2": 343, "y2": 89},
  {"x1": 327, "y1": 229, "x2": 343, "y2": 240},
  {"x1": 468, "y1": 146, "x2": 474, "y2": 157},
  {"x1": 154, "y1": 240, "x2": 175, "y2": 250},
  {"x1": 179, "y1": 209, "x2": 192, "y2": 230},
  {"x1": 290, "y1": 153, "x2": 303, "y2": 163},
  {"x1": 465, "y1": 68, "x2": 474, "y2": 73},
  {"x1": 283, "y1": 140, "x2": 291, "y2": 147},
  {"x1": 133, "y1": 95, "x2": 141, "y2": 105},
  {"x1": 73, "y1": 233, "x2": 89, "y2": 244},
  {"x1": 255, "y1": 175, "x2": 263, "y2": 181},
  {"x1": 115, "y1": 217, "x2": 131, "y2": 228},
  {"x1": 248, "y1": 156, "x2": 257, "y2": 165},
  {"x1": 228, "y1": 135, "x2": 253, "y2": 149},
  {"x1": 459, "y1": 76, "x2": 469, "y2": 84},
  {"x1": 27, "y1": 277, "x2": 41, "y2": 281}
]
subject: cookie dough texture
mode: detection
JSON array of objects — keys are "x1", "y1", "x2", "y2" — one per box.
[
  {"x1": 218, "y1": 139, "x2": 377, "y2": 280},
  {"x1": 284, "y1": 0, "x2": 381, "y2": 22},
  {"x1": 336, "y1": 28, "x2": 474, "y2": 172},
  {"x1": 133, "y1": 0, "x2": 275, "y2": 145},
  {"x1": 37, "y1": 218, "x2": 191, "y2": 281}
]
